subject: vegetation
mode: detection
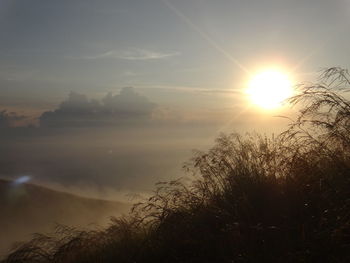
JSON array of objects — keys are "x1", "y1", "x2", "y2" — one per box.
[{"x1": 3, "y1": 67, "x2": 350, "y2": 262}]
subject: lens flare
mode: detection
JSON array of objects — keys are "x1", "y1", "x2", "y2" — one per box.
[{"x1": 13, "y1": 175, "x2": 31, "y2": 185}]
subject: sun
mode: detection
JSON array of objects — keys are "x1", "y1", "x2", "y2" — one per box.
[{"x1": 246, "y1": 69, "x2": 293, "y2": 110}]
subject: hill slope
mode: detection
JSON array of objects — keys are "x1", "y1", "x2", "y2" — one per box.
[{"x1": 0, "y1": 179, "x2": 130, "y2": 257}]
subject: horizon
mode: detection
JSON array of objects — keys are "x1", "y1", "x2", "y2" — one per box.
[{"x1": 2, "y1": 0, "x2": 350, "y2": 197}]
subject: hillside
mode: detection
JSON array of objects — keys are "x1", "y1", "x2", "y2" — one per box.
[{"x1": 0, "y1": 179, "x2": 130, "y2": 257}]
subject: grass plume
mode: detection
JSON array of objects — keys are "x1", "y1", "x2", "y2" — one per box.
[{"x1": 3, "y1": 67, "x2": 350, "y2": 262}]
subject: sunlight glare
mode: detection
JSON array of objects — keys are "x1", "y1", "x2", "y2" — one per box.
[{"x1": 246, "y1": 69, "x2": 293, "y2": 110}]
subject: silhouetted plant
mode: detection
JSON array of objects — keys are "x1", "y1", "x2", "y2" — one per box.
[{"x1": 2, "y1": 67, "x2": 350, "y2": 263}]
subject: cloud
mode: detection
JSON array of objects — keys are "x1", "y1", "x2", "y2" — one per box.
[
  {"x1": 141, "y1": 85, "x2": 242, "y2": 95},
  {"x1": 82, "y1": 48, "x2": 179, "y2": 60},
  {"x1": 39, "y1": 87, "x2": 156, "y2": 127},
  {"x1": 118, "y1": 49, "x2": 180, "y2": 60},
  {"x1": 0, "y1": 110, "x2": 28, "y2": 128}
]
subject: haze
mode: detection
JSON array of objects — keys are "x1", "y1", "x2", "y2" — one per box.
[{"x1": 1, "y1": 0, "x2": 350, "y2": 257}]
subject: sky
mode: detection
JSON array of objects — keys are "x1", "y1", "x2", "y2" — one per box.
[{"x1": 1, "y1": 0, "x2": 350, "y2": 198}]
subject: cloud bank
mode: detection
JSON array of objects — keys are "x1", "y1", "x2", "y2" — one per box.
[
  {"x1": 0, "y1": 110, "x2": 28, "y2": 128},
  {"x1": 40, "y1": 87, "x2": 156, "y2": 127}
]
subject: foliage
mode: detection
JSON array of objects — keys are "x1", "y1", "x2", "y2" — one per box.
[{"x1": 2, "y1": 67, "x2": 350, "y2": 263}]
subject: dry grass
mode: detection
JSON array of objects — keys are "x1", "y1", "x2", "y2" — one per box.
[{"x1": 3, "y1": 67, "x2": 350, "y2": 263}]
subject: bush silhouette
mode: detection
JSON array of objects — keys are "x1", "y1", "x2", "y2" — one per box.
[{"x1": 3, "y1": 67, "x2": 350, "y2": 263}]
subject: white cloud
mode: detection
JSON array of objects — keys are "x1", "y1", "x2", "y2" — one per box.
[{"x1": 82, "y1": 48, "x2": 180, "y2": 61}]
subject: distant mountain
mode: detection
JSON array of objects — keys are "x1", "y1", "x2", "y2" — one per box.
[{"x1": 0, "y1": 179, "x2": 130, "y2": 257}]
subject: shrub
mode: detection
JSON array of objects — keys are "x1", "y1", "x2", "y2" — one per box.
[{"x1": 3, "y1": 67, "x2": 350, "y2": 263}]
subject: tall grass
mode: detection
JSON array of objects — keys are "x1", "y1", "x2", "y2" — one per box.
[{"x1": 3, "y1": 67, "x2": 350, "y2": 262}]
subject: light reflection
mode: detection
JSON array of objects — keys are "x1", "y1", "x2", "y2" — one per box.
[{"x1": 13, "y1": 175, "x2": 31, "y2": 185}]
